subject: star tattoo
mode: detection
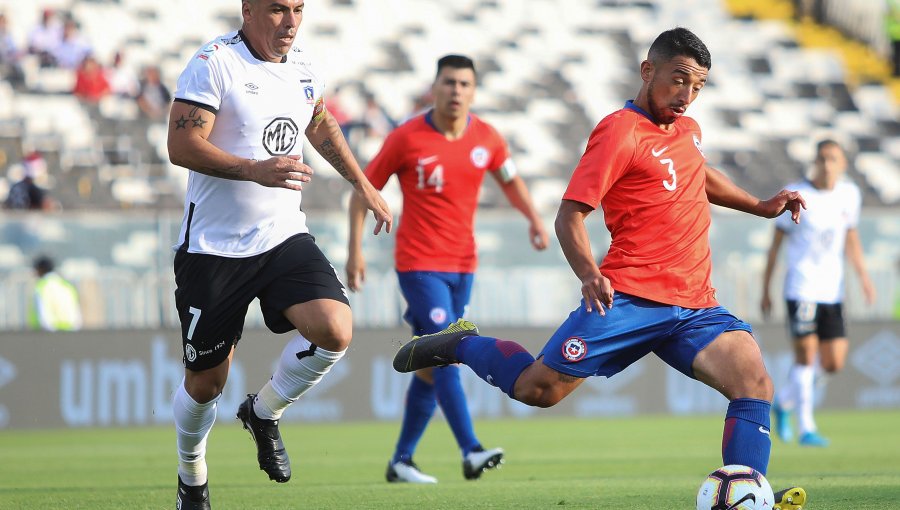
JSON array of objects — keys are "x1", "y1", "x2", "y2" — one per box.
[
  {"x1": 191, "y1": 117, "x2": 207, "y2": 128},
  {"x1": 174, "y1": 115, "x2": 188, "y2": 129}
]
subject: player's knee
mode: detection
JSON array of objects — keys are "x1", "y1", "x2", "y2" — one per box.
[
  {"x1": 718, "y1": 366, "x2": 772, "y2": 401},
  {"x1": 309, "y1": 319, "x2": 352, "y2": 352},
  {"x1": 184, "y1": 361, "x2": 229, "y2": 403},
  {"x1": 514, "y1": 383, "x2": 564, "y2": 408},
  {"x1": 737, "y1": 370, "x2": 773, "y2": 401},
  {"x1": 184, "y1": 376, "x2": 225, "y2": 403},
  {"x1": 821, "y1": 361, "x2": 842, "y2": 373}
]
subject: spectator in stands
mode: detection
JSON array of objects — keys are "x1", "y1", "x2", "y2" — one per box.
[
  {"x1": 325, "y1": 88, "x2": 351, "y2": 139},
  {"x1": 761, "y1": 139, "x2": 876, "y2": 448},
  {"x1": 106, "y1": 50, "x2": 139, "y2": 98},
  {"x1": 887, "y1": 0, "x2": 900, "y2": 77},
  {"x1": 361, "y1": 92, "x2": 394, "y2": 139},
  {"x1": 72, "y1": 54, "x2": 110, "y2": 104},
  {"x1": 0, "y1": 13, "x2": 25, "y2": 88},
  {"x1": 135, "y1": 65, "x2": 171, "y2": 121},
  {"x1": 410, "y1": 88, "x2": 433, "y2": 117},
  {"x1": 4, "y1": 151, "x2": 54, "y2": 211},
  {"x1": 52, "y1": 18, "x2": 91, "y2": 70},
  {"x1": 28, "y1": 255, "x2": 83, "y2": 332},
  {"x1": 792, "y1": 0, "x2": 825, "y2": 23},
  {"x1": 27, "y1": 8, "x2": 62, "y2": 68}
]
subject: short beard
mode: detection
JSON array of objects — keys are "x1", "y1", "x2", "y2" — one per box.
[{"x1": 647, "y1": 82, "x2": 681, "y2": 125}]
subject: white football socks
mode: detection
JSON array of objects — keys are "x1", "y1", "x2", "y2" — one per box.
[
  {"x1": 173, "y1": 381, "x2": 219, "y2": 487},
  {"x1": 795, "y1": 364, "x2": 817, "y2": 435},
  {"x1": 253, "y1": 334, "x2": 346, "y2": 421},
  {"x1": 777, "y1": 364, "x2": 799, "y2": 410}
]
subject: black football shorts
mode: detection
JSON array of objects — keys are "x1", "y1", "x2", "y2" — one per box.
[
  {"x1": 173, "y1": 233, "x2": 349, "y2": 370},
  {"x1": 785, "y1": 300, "x2": 846, "y2": 341}
]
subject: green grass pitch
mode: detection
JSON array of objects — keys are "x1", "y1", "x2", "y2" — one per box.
[{"x1": 1, "y1": 410, "x2": 898, "y2": 509}]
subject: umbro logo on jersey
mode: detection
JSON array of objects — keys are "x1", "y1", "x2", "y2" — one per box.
[{"x1": 245, "y1": 83, "x2": 259, "y2": 95}]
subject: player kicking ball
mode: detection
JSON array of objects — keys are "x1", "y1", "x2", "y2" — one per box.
[{"x1": 393, "y1": 28, "x2": 807, "y2": 509}]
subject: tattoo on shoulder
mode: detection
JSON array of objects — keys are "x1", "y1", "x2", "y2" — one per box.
[{"x1": 174, "y1": 106, "x2": 208, "y2": 130}]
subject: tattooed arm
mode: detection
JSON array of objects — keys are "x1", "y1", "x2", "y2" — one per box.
[
  {"x1": 304, "y1": 105, "x2": 367, "y2": 188},
  {"x1": 306, "y1": 105, "x2": 393, "y2": 233},
  {"x1": 167, "y1": 100, "x2": 312, "y2": 190}
]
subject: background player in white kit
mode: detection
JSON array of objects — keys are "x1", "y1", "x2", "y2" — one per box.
[
  {"x1": 761, "y1": 139, "x2": 875, "y2": 447},
  {"x1": 167, "y1": 1, "x2": 392, "y2": 508}
]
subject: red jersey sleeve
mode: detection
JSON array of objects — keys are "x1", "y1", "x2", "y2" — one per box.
[
  {"x1": 485, "y1": 123, "x2": 511, "y2": 172},
  {"x1": 562, "y1": 115, "x2": 637, "y2": 208},
  {"x1": 364, "y1": 129, "x2": 403, "y2": 190}
]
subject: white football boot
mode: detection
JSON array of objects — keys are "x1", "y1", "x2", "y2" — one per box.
[
  {"x1": 385, "y1": 459, "x2": 438, "y2": 484},
  {"x1": 463, "y1": 447, "x2": 504, "y2": 480}
]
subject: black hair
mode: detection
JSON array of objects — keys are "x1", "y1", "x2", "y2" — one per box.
[
  {"x1": 648, "y1": 28, "x2": 711, "y2": 70},
  {"x1": 34, "y1": 256, "x2": 54, "y2": 274},
  {"x1": 816, "y1": 138, "x2": 842, "y2": 155},
  {"x1": 436, "y1": 54, "x2": 476, "y2": 79}
]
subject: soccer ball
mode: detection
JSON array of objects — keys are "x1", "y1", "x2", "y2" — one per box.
[{"x1": 696, "y1": 465, "x2": 775, "y2": 510}]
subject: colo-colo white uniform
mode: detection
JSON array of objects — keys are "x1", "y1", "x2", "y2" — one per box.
[
  {"x1": 776, "y1": 178, "x2": 861, "y2": 304},
  {"x1": 173, "y1": 31, "x2": 324, "y2": 257}
]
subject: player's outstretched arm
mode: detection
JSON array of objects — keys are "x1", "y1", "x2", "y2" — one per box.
[
  {"x1": 845, "y1": 228, "x2": 877, "y2": 305},
  {"x1": 346, "y1": 192, "x2": 370, "y2": 292},
  {"x1": 556, "y1": 199, "x2": 612, "y2": 315},
  {"x1": 167, "y1": 101, "x2": 312, "y2": 190},
  {"x1": 305, "y1": 108, "x2": 392, "y2": 234},
  {"x1": 760, "y1": 228, "x2": 785, "y2": 319},
  {"x1": 704, "y1": 165, "x2": 806, "y2": 223},
  {"x1": 490, "y1": 173, "x2": 549, "y2": 250}
]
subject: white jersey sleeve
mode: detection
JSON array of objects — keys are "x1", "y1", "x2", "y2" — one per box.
[
  {"x1": 845, "y1": 180, "x2": 861, "y2": 228},
  {"x1": 174, "y1": 40, "x2": 229, "y2": 111}
]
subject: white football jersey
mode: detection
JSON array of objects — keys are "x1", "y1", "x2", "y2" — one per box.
[
  {"x1": 173, "y1": 31, "x2": 324, "y2": 257},
  {"x1": 776, "y1": 178, "x2": 861, "y2": 303}
]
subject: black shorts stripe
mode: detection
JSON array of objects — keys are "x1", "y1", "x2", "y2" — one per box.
[{"x1": 180, "y1": 202, "x2": 196, "y2": 251}]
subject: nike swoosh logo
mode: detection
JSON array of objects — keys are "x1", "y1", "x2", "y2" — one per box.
[
  {"x1": 726, "y1": 493, "x2": 756, "y2": 509},
  {"x1": 759, "y1": 426, "x2": 770, "y2": 435},
  {"x1": 651, "y1": 146, "x2": 668, "y2": 157}
]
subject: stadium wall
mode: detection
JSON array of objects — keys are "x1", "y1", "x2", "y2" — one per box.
[
  {"x1": 0, "y1": 210, "x2": 898, "y2": 330},
  {"x1": 0, "y1": 322, "x2": 898, "y2": 430}
]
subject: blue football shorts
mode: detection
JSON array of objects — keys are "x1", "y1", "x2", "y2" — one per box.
[
  {"x1": 396, "y1": 271, "x2": 474, "y2": 336},
  {"x1": 539, "y1": 292, "x2": 752, "y2": 379}
]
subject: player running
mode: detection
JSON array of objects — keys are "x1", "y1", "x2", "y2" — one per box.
[
  {"x1": 168, "y1": 1, "x2": 391, "y2": 508},
  {"x1": 762, "y1": 139, "x2": 876, "y2": 447},
  {"x1": 392, "y1": 28, "x2": 807, "y2": 509},
  {"x1": 347, "y1": 54, "x2": 548, "y2": 483}
]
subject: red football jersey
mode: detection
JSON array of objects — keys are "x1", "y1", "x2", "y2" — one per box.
[
  {"x1": 365, "y1": 112, "x2": 509, "y2": 272},
  {"x1": 563, "y1": 102, "x2": 717, "y2": 308}
]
